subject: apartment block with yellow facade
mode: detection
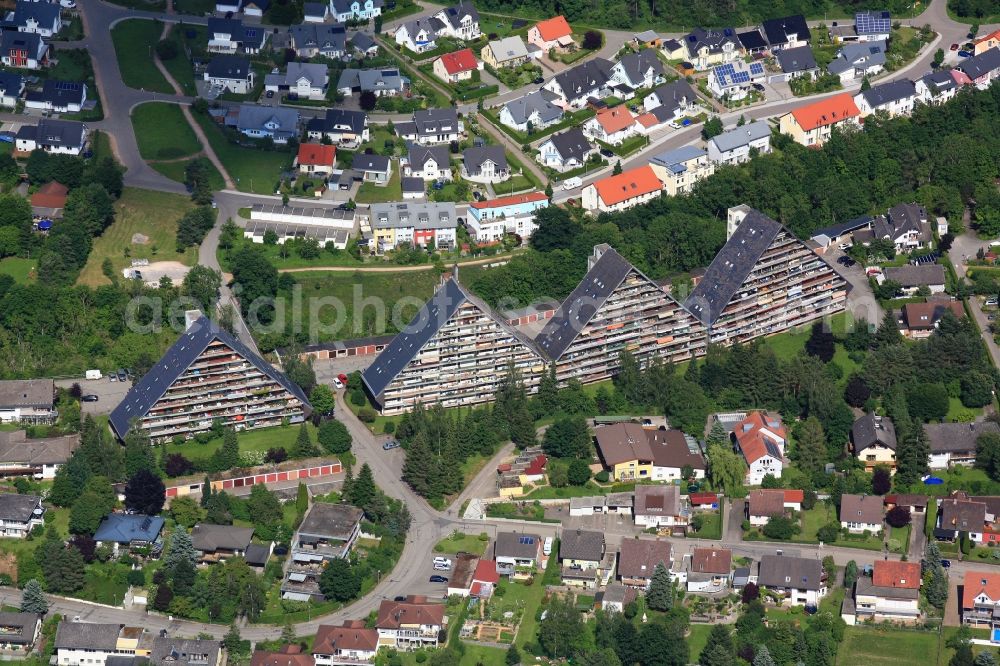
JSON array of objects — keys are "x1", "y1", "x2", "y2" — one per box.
[{"x1": 648, "y1": 145, "x2": 715, "y2": 197}]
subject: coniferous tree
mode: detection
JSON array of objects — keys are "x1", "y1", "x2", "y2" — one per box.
[
  {"x1": 752, "y1": 645, "x2": 776, "y2": 666},
  {"x1": 200, "y1": 475, "x2": 212, "y2": 507},
  {"x1": 123, "y1": 429, "x2": 157, "y2": 479},
  {"x1": 896, "y1": 424, "x2": 930, "y2": 486},
  {"x1": 50, "y1": 454, "x2": 91, "y2": 507},
  {"x1": 646, "y1": 562, "x2": 673, "y2": 611},
  {"x1": 536, "y1": 365, "x2": 559, "y2": 415},
  {"x1": 874, "y1": 310, "x2": 903, "y2": 348},
  {"x1": 20, "y1": 579, "x2": 47, "y2": 614},
  {"x1": 793, "y1": 417, "x2": 826, "y2": 478},
  {"x1": 699, "y1": 624, "x2": 735, "y2": 666},
  {"x1": 509, "y1": 406, "x2": 536, "y2": 449},
  {"x1": 347, "y1": 463, "x2": 377, "y2": 513},
  {"x1": 212, "y1": 428, "x2": 240, "y2": 471},
  {"x1": 163, "y1": 528, "x2": 198, "y2": 573},
  {"x1": 402, "y1": 433, "x2": 434, "y2": 497},
  {"x1": 291, "y1": 423, "x2": 318, "y2": 458}
]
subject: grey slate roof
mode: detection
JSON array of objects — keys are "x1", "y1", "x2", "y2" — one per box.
[
  {"x1": 737, "y1": 30, "x2": 767, "y2": 51},
  {"x1": 190, "y1": 524, "x2": 254, "y2": 552},
  {"x1": 761, "y1": 14, "x2": 811, "y2": 47},
  {"x1": 553, "y1": 58, "x2": 613, "y2": 99},
  {"x1": 0, "y1": 430, "x2": 78, "y2": 466},
  {"x1": 354, "y1": 152, "x2": 391, "y2": 173},
  {"x1": 544, "y1": 127, "x2": 592, "y2": 163},
  {"x1": 502, "y1": 89, "x2": 562, "y2": 126},
  {"x1": 236, "y1": 104, "x2": 299, "y2": 138},
  {"x1": 559, "y1": 529, "x2": 604, "y2": 562},
  {"x1": 463, "y1": 145, "x2": 506, "y2": 172},
  {"x1": 338, "y1": 67, "x2": 406, "y2": 92},
  {"x1": 920, "y1": 69, "x2": 958, "y2": 93},
  {"x1": 487, "y1": 36, "x2": 528, "y2": 62},
  {"x1": 709, "y1": 121, "x2": 771, "y2": 153},
  {"x1": 685, "y1": 208, "x2": 783, "y2": 326},
  {"x1": 109, "y1": 315, "x2": 310, "y2": 439},
  {"x1": 148, "y1": 637, "x2": 219, "y2": 666},
  {"x1": 437, "y1": 1, "x2": 478, "y2": 31},
  {"x1": 401, "y1": 176, "x2": 424, "y2": 193},
  {"x1": 298, "y1": 502, "x2": 363, "y2": 539},
  {"x1": 0, "y1": 32, "x2": 42, "y2": 58},
  {"x1": 11, "y1": 1, "x2": 60, "y2": 30},
  {"x1": 493, "y1": 531, "x2": 541, "y2": 559},
  {"x1": 244, "y1": 543, "x2": 271, "y2": 566},
  {"x1": 410, "y1": 108, "x2": 459, "y2": 136},
  {"x1": 290, "y1": 23, "x2": 346, "y2": 53},
  {"x1": 851, "y1": 413, "x2": 896, "y2": 452},
  {"x1": 93, "y1": 514, "x2": 165, "y2": 544},
  {"x1": 683, "y1": 27, "x2": 740, "y2": 59},
  {"x1": 860, "y1": 78, "x2": 916, "y2": 108},
  {"x1": 957, "y1": 47, "x2": 1000, "y2": 81},
  {"x1": 281, "y1": 61, "x2": 328, "y2": 86},
  {"x1": 207, "y1": 55, "x2": 252, "y2": 80},
  {"x1": 351, "y1": 31, "x2": 377, "y2": 52},
  {"x1": 303, "y1": 2, "x2": 328, "y2": 17},
  {"x1": 924, "y1": 421, "x2": 1000, "y2": 454},
  {"x1": 646, "y1": 80, "x2": 697, "y2": 115},
  {"x1": 0, "y1": 494, "x2": 41, "y2": 522},
  {"x1": 15, "y1": 119, "x2": 85, "y2": 150},
  {"x1": 650, "y1": 145, "x2": 706, "y2": 173},
  {"x1": 883, "y1": 264, "x2": 945, "y2": 288},
  {"x1": 829, "y1": 41, "x2": 886, "y2": 75},
  {"x1": 758, "y1": 554, "x2": 823, "y2": 591},
  {"x1": 776, "y1": 45, "x2": 817, "y2": 73},
  {"x1": 0, "y1": 379, "x2": 53, "y2": 409},
  {"x1": 0, "y1": 71, "x2": 22, "y2": 97},
  {"x1": 26, "y1": 79, "x2": 86, "y2": 108},
  {"x1": 0, "y1": 613, "x2": 38, "y2": 645},
  {"x1": 307, "y1": 108, "x2": 367, "y2": 136},
  {"x1": 54, "y1": 622, "x2": 122, "y2": 650},
  {"x1": 854, "y1": 574, "x2": 920, "y2": 600},
  {"x1": 207, "y1": 18, "x2": 267, "y2": 51},
  {"x1": 332, "y1": 0, "x2": 382, "y2": 13},
  {"x1": 811, "y1": 215, "x2": 873, "y2": 241},
  {"x1": 407, "y1": 144, "x2": 449, "y2": 171},
  {"x1": 615, "y1": 50, "x2": 664, "y2": 84}
]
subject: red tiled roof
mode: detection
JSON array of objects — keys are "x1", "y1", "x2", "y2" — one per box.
[
  {"x1": 734, "y1": 411, "x2": 786, "y2": 464},
  {"x1": 377, "y1": 597, "x2": 445, "y2": 629},
  {"x1": 873, "y1": 561, "x2": 920, "y2": 590},
  {"x1": 747, "y1": 489, "x2": 785, "y2": 517},
  {"x1": 636, "y1": 112, "x2": 660, "y2": 128},
  {"x1": 595, "y1": 106, "x2": 636, "y2": 134},
  {"x1": 472, "y1": 558, "x2": 499, "y2": 584},
  {"x1": 439, "y1": 48, "x2": 478, "y2": 74},
  {"x1": 790, "y1": 93, "x2": 860, "y2": 131},
  {"x1": 974, "y1": 29, "x2": 1000, "y2": 46},
  {"x1": 297, "y1": 143, "x2": 336, "y2": 166},
  {"x1": 963, "y1": 570, "x2": 1000, "y2": 609},
  {"x1": 691, "y1": 548, "x2": 732, "y2": 575},
  {"x1": 30, "y1": 180, "x2": 68, "y2": 209},
  {"x1": 469, "y1": 191, "x2": 547, "y2": 210},
  {"x1": 783, "y1": 489, "x2": 804, "y2": 504},
  {"x1": 534, "y1": 16, "x2": 572, "y2": 42},
  {"x1": 592, "y1": 165, "x2": 662, "y2": 206},
  {"x1": 251, "y1": 646, "x2": 315, "y2": 666},
  {"x1": 902, "y1": 301, "x2": 965, "y2": 330},
  {"x1": 524, "y1": 454, "x2": 547, "y2": 476},
  {"x1": 313, "y1": 621, "x2": 378, "y2": 654},
  {"x1": 689, "y1": 492, "x2": 719, "y2": 506}
]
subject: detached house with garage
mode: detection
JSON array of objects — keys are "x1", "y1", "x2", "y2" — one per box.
[
  {"x1": 559, "y1": 529, "x2": 608, "y2": 588},
  {"x1": 648, "y1": 145, "x2": 714, "y2": 196},
  {"x1": 10, "y1": 1, "x2": 61, "y2": 38},
  {"x1": 433, "y1": 48, "x2": 478, "y2": 83},
  {"x1": 936, "y1": 495, "x2": 986, "y2": 543},
  {"x1": 827, "y1": 41, "x2": 886, "y2": 82},
  {"x1": 264, "y1": 62, "x2": 328, "y2": 100},
  {"x1": 462, "y1": 145, "x2": 509, "y2": 183},
  {"x1": 312, "y1": 621, "x2": 379, "y2": 666},
  {"x1": 24, "y1": 79, "x2": 86, "y2": 114},
  {"x1": 633, "y1": 485, "x2": 688, "y2": 531},
  {"x1": 581, "y1": 165, "x2": 663, "y2": 213},
  {"x1": 643, "y1": 79, "x2": 699, "y2": 121},
  {"x1": 779, "y1": 92, "x2": 861, "y2": 147},
  {"x1": 687, "y1": 547, "x2": 733, "y2": 593},
  {"x1": 499, "y1": 89, "x2": 563, "y2": 133},
  {"x1": 957, "y1": 47, "x2": 1000, "y2": 90},
  {"x1": 205, "y1": 55, "x2": 255, "y2": 94},
  {"x1": 961, "y1": 571, "x2": 1000, "y2": 627},
  {"x1": 682, "y1": 27, "x2": 741, "y2": 70},
  {"x1": 544, "y1": 58, "x2": 613, "y2": 109},
  {"x1": 353, "y1": 153, "x2": 392, "y2": 185},
  {"x1": 758, "y1": 554, "x2": 827, "y2": 607},
  {"x1": 850, "y1": 413, "x2": 897, "y2": 471},
  {"x1": 746, "y1": 489, "x2": 802, "y2": 526},
  {"x1": 394, "y1": 18, "x2": 437, "y2": 53},
  {"x1": 848, "y1": 560, "x2": 922, "y2": 624},
  {"x1": 15, "y1": 118, "x2": 85, "y2": 155},
  {"x1": 611, "y1": 50, "x2": 666, "y2": 90},
  {"x1": 707, "y1": 121, "x2": 771, "y2": 165},
  {"x1": 583, "y1": 106, "x2": 636, "y2": 146},
  {"x1": 295, "y1": 143, "x2": 337, "y2": 177},
  {"x1": 289, "y1": 24, "x2": 347, "y2": 59},
  {"x1": 330, "y1": 0, "x2": 382, "y2": 22},
  {"x1": 432, "y1": 2, "x2": 480, "y2": 41},
  {"x1": 0, "y1": 71, "x2": 23, "y2": 108},
  {"x1": 529, "y1": 16, "x2": 574, "y2": 52},
  {"x1": 481, "y1": 36, "x2": 530, "y2": 69},
  {"x1": 404, "y1": 145, "x2": 451, "y2": 182},
  {"x1": 395, "y1": 108, "x2": 461, "y2": 145},
  {"x1": 376, "y1": 597, "x2": 445, "y2": 650},
  {"x1": 536, "y1": 127, "x2": 595, "y2": 172},
  {"x1": 732, "y1": 411, "x2": 787, "y2": 485},
  {"x1": 617, "y1": 538, "x2": 671, "y2": 589},
  {"x1": 306, "y1": 108, "x2": 369, "y2": 146},
  {"x1": 855, "y1": 78, "x2": 917, "y2": 118},
  {"x1": 775, "y1": 46, "x2": 819, "y2": 80},
  {"x1": 761, "y1": 14, "x2": 811, "y2": 51},
  {"x1": 493, "y1": 532, "x2": 543, "y2": 578},
  {"x1": 839, "y1": 494, "x2": 884, "y2": 533}
]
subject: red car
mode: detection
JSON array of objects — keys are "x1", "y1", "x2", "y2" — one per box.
[
  {"x1": 950, "y1": 43, "x2": 959, "y2": 50},
  {"x1": 338, "y1": 373, "x2": 349, "y2": 385}
]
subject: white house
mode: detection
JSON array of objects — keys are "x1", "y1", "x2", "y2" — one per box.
[
  {"x1": 466, "y1": 191, "x2": 548, "y2": 242},
  {"x1": 394, "y1": 18, "x2": 436, "y2": 53},
  {"x1": 0, "y1": 494, "x2": 43, "y2": 538},
  {"x1": 15, "y1": 119, "x2": 86, "y2": 155},
  {"x1": 633, "y1": 485, "x2": 687, "y2": 530},
  {"x1": 536, "y1": 128, "x2": 595, "y2": 172},
  {"x1": 839, "y1": 494, "x2": 884, "y2": 534},
  {"x1": 264, "y1": 62, "x2": 328, "y2": 100},
  {"x1": 746, "y1": 489, "x2": 803, "y2": 527},
  {"x1": 10, "y1": 1, "x2": 61, "y2": 38},
  {"x1": 915, "y1": 69, "x2": 961, "y2": 106},
  {"x1": 432, "y1": 2, "x2": 480, "y2": 41},
  {"x1": 395, "y1": 108, "x2": 461, "y2": 145},
  {"x1": 827, "y1": 41, "x2": 886, "y2": 83},
  {"x1": 404, "y1": 145, "x2": 451, "y2": 181},
  {"x1": 499, "y1": 90, "x2": 563, "y2": 133},
  {"x1": 462, "y1": 145, "x2": 509, "y2": 184},
  {"x1": 205, "y1": 55, "x2": 255, "y2": 94},
  {"x1": 543, "y1": 58, "x2": 613, "y2": 109},
  {"x1": 583, "y1": 106, "x2": 636, "y2": 146},
  {"x1": 854, "y1": 78, "x2": 916, "y2": 118},
  {"x1": 733, "y1": 411, "x2": 786, "y2": 485},
  {"x1": 375, "y1": 597, "x2": 444, "y2": 650},
  {"x1": 330, "y1": 0, "x2": 382, "y2": 22},
  {"x1": 313, "y1": 621, "x2": 379, "y2": 666},
  {"x1": 581, "y1": 165, "x2": 663, "y2": 213},
  {"x1": 610, "y1": 50, "x2": 665, "y2": 89},
  {"x1": 758, "y1": 554, "x2": 827, "y2": 607},
  {"x1": 493, "y1": 532, "x2": 543, "y2": 578},
  {"x1": 706, "y1": 121, "x2": 771, "y2": 165}
]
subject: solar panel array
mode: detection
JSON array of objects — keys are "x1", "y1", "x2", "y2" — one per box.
[
  {"x1": 519, "y1": 536, "x2": 535, "y2": 545},
  {"x1": 855, "y1": 11, "x2": 890, "y2": 35},
  {"x1": 749, "y1": 62, "x2": 764, "y2": 75}
]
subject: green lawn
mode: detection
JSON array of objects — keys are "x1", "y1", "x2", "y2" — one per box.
[
  {"x1": 159, "y1": 24, "x2": 205, "y2": 96},
  {"x1": 220, "y1": 235, "x2": 364, "y2": 271},
  {"x1": 131, "y1": 102, "x2": 202, "y2": 161},
  {"x1": 946, "y1": 396, "x2": 982, "y2": 422},
  {"x1": 687, "y1": 624, "x2": 713, "y2": 661},
  {"x1": 162, "y1": 422, "x2": 319, "y2": 465},
  {"x1": 837, "y1": 627, "x2": 941, "y2": 666},
  {"x1": 77, "y1": 188, "x2": 199, "y2": 287},
  {"x1": 796, "y1": 503, "x2": 835, "y2": 542},
  {"x1": 356, "y1": 166, "x2": 402, "y2": 203},
  {"x1": 0, "y1": 257, "x2": 35, "y2": 283},
  {"x1": 193, "y1": 112, "x2": 292, "y2": 194},
  {"x1": 111, "y1": 19, "x2": 174, "y2": 94},
  {"x1": 434, "y1": 532, "x2": 489, "y2": 556},
  {"x1": 888, "y1": 524, "x2": 911, "y2": 554},
  {"x1": 500, "y1": 576, "x2": 547, "y2": 649},
  {"x1": 689, "y1": 510, "x2": 722, "y2": 540},
  {"x1": 152, "y1": 158, "x2": 226, "y2": 192}
]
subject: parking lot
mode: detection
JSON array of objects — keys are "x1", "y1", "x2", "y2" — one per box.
[{"x1": 56, "y1": 375, "x2": 132, "y2": 416}]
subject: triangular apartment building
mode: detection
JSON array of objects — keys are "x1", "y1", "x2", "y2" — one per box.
[
  {"x1": 110, "y1": 316, "x2": 311, "y2": 442},
  {"x1": 362, "y1": 275, "x2": 546, "y2": 415},
  {"x1": 534, "y1": 244, "x2": 706, "y2": 384},
  {"x1": 684, "y1": 206, "x2": 848, "y2": 345}
]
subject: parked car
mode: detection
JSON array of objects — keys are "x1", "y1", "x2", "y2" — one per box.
[
  {"x1": 60, "y1": 0, "x2": 76, "y2": 7},
  {"x1": 985, "y1": 298, "x2": 998, "y2": 306},
  {"x1": 333, "y1": 378, "x2": 343, "y2": 389},
  {"x1": 958, "y1": 50, "x2": 973, "y2": 58},
  {"x1": 433, "y1": 557, "x2": 452, "y2": 568},
  {"x1": 266, "y1": 90, "x2": 274, "y2": 98},
  {"x1": 751, "y1": 82, "x2": 764, "y2": 91},
  {"x1": 337, "y1": 373, "x2": 349, "y2": 384},
  {"x1": 429, "y1": 575, "x2": 448, "y2": 583},
  {"x1": 382, "y1": 440, "x2": 400, "y2": 451},
  {"x1": 532, "y1": 76, "x2": 544, "y2": 84},
  {"x1": 117, "y1": 369, "x2": 127, "y2": 382},
  {"x1": 82, "y1": 394, "x2": 99, "y2": 402},
  {"x1": 599, "y1": 147, "x2": 614, "y2": 158},
  {"x1": 941, "y1": 559, "x2": 951, "y2": 568},
  {"x1": 951, "y1": 43, "x2": 960, "y2": 50},
  {"x1": 394, "y1": 596, "x2": 407, "y2": 602}
]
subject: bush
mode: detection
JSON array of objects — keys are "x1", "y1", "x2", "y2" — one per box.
[
  {"x1": 358, "y1": 407, "x2": 377, "y2": 423},
  {"x1": 762, "y1": 515, "x2": 798, "y2": 540},
  {"x1": 817, "y1": 522, "x2": 839, "y2": 543},
  {"x1": 802, "y1": 490, "x2": 817, "y2": 510},
  {"x1": 886, "y1": 505, "x2": 912, "y2": 528},
  {"x1": 383, "y1": 421, "x2": 396, "y2": 434},
  {"x1": 594, "y1": 470, "x2": 609, "y2": 483}
]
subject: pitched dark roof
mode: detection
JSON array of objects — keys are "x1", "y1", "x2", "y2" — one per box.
[
  {"x1": 545, "y1": 127, "x2": 592, "y2": 162},
  {"x1": 493, "y1": 531, "x2": 541, "y2": 559},
  {"x1": 109, "y1": 316, "x2": 310, "y2": 439},
  {"x1": 0, "y1": 31, "x2": 42, "y2": 57},
  {"x1": 939, "y1": 497, "x2": 986, "y2": 531},
  {"x1": 307, "y1": 108, "x2": 367, "y2": 136},
  {"x1": 957, "y1": 46, "x2": 1000, "y2": 81},
  {"x1": 26, "y1": 79, "x2": 86, "y2": 107},
  {"x1": 12, "y1": 1, "x2": 60, "y2": 30},
  {"x1": 615, "y1": 50, "x2": 664, "y2": 84},
  {"x1": 93, "y1": 514, "x2": 165, "y2": 544},
  {"x1": 839, "y1": 493, "x2": 884, "y2": 525},
  {"x1": 54, "y1": 622, "x2": 122, "y2": 650},
  {"x1": 463, "y1": 145, "x2": 506, "y2": 172},
  {"x1": 191, "y1": 524, "x2": 254, "y2": 552},
  {"x1": 407, "y1": 144, "x2": 450, "y2": 170},
  {"x1": 0, "y1": 494, "x2": 41, "y2": 522},
  {"x1": 559, "y1": 529, "x2": 604, "y2": 562},
  {"x1": 883, "y1": 264, "x2": 945, "y2": 288},
  {"x1": 776, "y1": 45, "x2": 817, "y2": 73},
  {"x1": 758, "y1": 554, "x2": 823, "y2": 590},
  {"x1": 861, "y1": 78, "x2": 916, "y2": 108},
  {"x1": 761, "y1": 14, "x2": 811, "y2": 47},
  {"x1": 354, "y1": 152, "x2": 391, "y2": 173},
  {"x1": 684, "y1": 208, "x2": 782, "y2": 326},
  {"x1": 924, "y1": 421, "x2": 1000, "y2": 453},
  {"x1": 684, "y1": 27, "x2": 739, "y2": 58},
  {"x1": 920, "y1": 68, "x2": 958, "y2": 93},
  {"x1": 618, "y1": 538, "x2": 671, "y2": 578},
  {"x1": 207, "y1": 54, "x2": 252, "y2": 79},
  {"x1": 811, "y1": 215, "x2": 873, "y2": 241},
  {"x1": 553, "y1": 58, "x2": 613, "y2": 99},
  {"x1": 16, "y1": 118, "x2": 84, "y2": 150},
  {"x1": 851, "y1": 413, "x2": 896, "y2": 452},
  {"x1": 0, "y1": 71, "x2": 22, "y2": 96},
  {"x1": 737, "y1": 29, "x2": 767, "y2": 51}
]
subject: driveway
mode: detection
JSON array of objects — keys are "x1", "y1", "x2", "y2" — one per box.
[{"x1": 55, "y1": 376, "x2": 132, "y2": 416}]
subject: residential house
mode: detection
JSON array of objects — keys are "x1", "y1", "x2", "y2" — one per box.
[
  {"x1": 642, "y1": 79, "x2": 698, "y2": 120},
  {"x1": 867, "y1": 202, "x2": 932, "y2": 252},
  {"x1": 855, "y1": 78, "x2": 917, "y2": 117},
  {"x1": 401, "y1": 176, "x2": 424, "y2": 199},
  {"x1": 732, "y1": 411, "x2": 787, "y2": 485},
  {"x1": 848, "y1": 560, "x2": 921, "y2": 624},
  {"x1": 466, "y1": 191, "x2": 548, "y2": 242},
  {"x1": 937, "y1": 494, "x2": 987, "y2": 544},
  {"x1": 235, "y1": 105, "x2": 299, "y2": 143},
  {"x1": 350, "y1": 32, "x2": 378, "y2": 57},
  {"x1": 916, "y1": 69, "x2": 962, "y2": 105},
  {"x1": 206, "y1": 18, "x2": 268, "y2": 54},
  {"x1": 883, "y1": 265, "x2": 946, "y2": 296},
  {"x1": 0, "y1": 613, "x2": 40, "y2": 653},
  {"x1": 303, "y1": 2, "x2": 330, "y2": 22},
  {"x1": 395, "y1": 108, "x2": 461, "y2": 145},
  {"x1": 528, "y1": 16, "x2": 573, "y2": 52},
  {"x1": 0, "y1": 494, "x2": 43, "y2": 538},
  {"x1": 687, "y1": 547, "x2": 732, "y2": 593},
  {"x1": 611, "y1": 50, "x2": 666, "y2": 89},
  {"x1": 368, "y1": 201, "x2": 456, "y2": 251},
  {"x1": 0, "y1": 71, "x2": 24, "y2": 107},
  {"x1": 204, "y1": 55, "x2": 255, "y2": 94},
  {"x1": 854, "y1": 11, "x2": 891, "y2": 42},
  {"x1": 581, "y1": 165, "x2": 663, "y2": 213},
  {"x1": 432, "y1": 48, "x2": 478, "y2": 83},
  {"x1": 957, "y1": 47, "x2": 1000, "y2": 90},
  {"x1": 746, "y1": 489, "x2": 803, "y2": 526},
  {"x1": 827, "y1": 41, "x2": 886, "y2": 82},
  {"x1": 0, "y1": 380, "x2": 56, "y2": 423},
  {"x1": 648, "y1": 145, "x2": 715, "y2": 196},
  {"x1": 775, "y1": 45, "x2": 819, "y2": 79},
  {"x1": 242, "y1": 0, "x2": 270, "y2": 17},
  {"x1": 353, "y1": 153, "x2": 392, "y2": 184},
  {"x1": 215, "y1": 0, "x2": 242, "y2": 13},
  {"x1": 481, "y1": 36, "x2": 530, "y2": 69},
  {"x1": 53, "y1": 623, "x2": 145, "y2": 666},
  {"x1": 900, "y1": 300, "x2": 965, "y2": 339},
  {"x1": 617, "y1": 538, "x2": 671, "y2": 589},
  {"x1": 884, "y1": 494, "x2": 929, "y2": 514},
  {"x1": 583, "y1": 106, "x2": 636, "y2": 146},
  {"x1": 757, "y1": 554, "x2": 827, "y2": 606},
  {"x1": 601, "y1": 583, "x2": 638, "y2": 613},
  {"x1": 250, "y1": 646, "x2": 313, "y2": 666},
  {"x1": 337, "y1": 67, "x2": 406, "y2": 96},
  {"x1": 24, "y1": 79, "x2": 86, "y2": 113},
  {"x1": 289, "y1": 24, "x2": 347, "y2": 59},
  {"x1": 706, "y1": 121, "x2": 772, "y2": 165},
  {"x1": 312, "y1": 621, "x2": 379, "y2": 666},
  {"x1": 559, "y1": 528, "x2": 607, "y2": 588},
  {"x1": 330, "y1": 0, "x2": 382, "y2": 22},
  {"x1": 840, "y1": 494, "x2": 884, "y2": 533},
  {"x1": 295, "y1": 143, "x2": 337, "y2": 177},
  {"x1": 682, "y1": 27, "x2": 741, "y2": 70},
  {"x1": 633, "y1": 484, "x2": 688, "y2": 531},
  {"x1": 265, "y1": 62, "x2": 328, "y2": 100},
  {"x1": 93, "y1": 514, "x2": 165, "y2": 556},
  {"x1": 761, "y1": 14, "x2": 811, "y2": 50},
  {"x1": 594, "y1": 423, "x2": 705, "y2": 482},
  {"x1": 962, "y1": 570, "x2": 1000, "y2": 626},
  {"x1": 432, "y1": 2, "x2": 480, "y2": 40},
  {"x1": 190, "y1": 523, "x2": 254, "y2": 563},
  {"x1": 660, "y1": 38, "x2": 685, "y2": 59},
  {"x1": 467, "y1": 558, "x2": 499, "y2": 598},
  {"x1": 850, "y1": 413, "x2": 897, "y2": 471},
  {"x1": 543, "y1": 58, "x2": 613, "y2": 109},
  {"x1": 973, "y1": 28, "x2": 1000, "y2": 54},
  {"x1": 393, "y1": 18, "x2": 436, "y2": 53},
  {"x1": 492, "y1": 532, "x2": 543, "y2": 578},
  {"x1": 0, "y1": 430, "x2": 78, "y2": 479},
  {"x1": 707, "y1": 60, "x2": 766, "y2": 100},
  {"x1": 376, "y1": 596, "x2": 445, "y2": 650},
  {"x1": 404, "y1": 145, "x2": 451, "y2": 181},
  {"x1": 306, "y1": 108, "x2": 369, "y2": 146},
  {"x1": 462, "y1": 145, "x2": 509, "y2": 183},
  {"x1": 284, "y1": 503, "x2": 363, "y2": 601},
  {"x1": 737, "y1": 29, "x2": 768, "y2": 55},
  {"x1": 926, "y1": 421, "x2": 1000, "y2": 469},
  {"x1": 778, "y1": 92, "x2": 861, "y2": 146},
  {"x1": 499, "y1": 89, "x2": 563, "y2": 133},
  {"x1": 10, "y1": 1, "x2": 61, "y2": 38},
  {"x1": 0, "y1": 32, "x2": 47, "y2": 69},
  {"x1": 536, "y1": 127, "x2": 595, "y2": 172}
]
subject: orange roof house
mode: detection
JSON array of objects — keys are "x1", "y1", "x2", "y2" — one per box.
[
  {"x1": 469, "y1": 191, "x2": 547, "y2": 211},
  {"x1": 733, "y1": 411, "x2": 787, "y2": 464},
  {"x1": 296, "y1": 143, "x2": 336, "y2": 169},
  {"x1": 963, "y1": 570, "x2": 1000, "y2": 610},
  {"x1": 790, "y1": 93, "x2": 860, "y2": 131},
  {"x1": 974, "y1": 29, "x2": 1000, "y2": 55},
  {"x1": 586, "y1": 165, "x2": 662, "y2": 209},
  {"x1": 873, "y1": 561, "x2": 921, "y2": 590},
  {"x1": 594, "y1": 106, "x2": 636, "y2": 135},
  {"x1": 438, "y1": 48, "x2": 479, "y2": 75},
  {"x1": 30, "y1": 181, "x2": 68, "y2": 212},
  {"x1": 529, "y1": 16, "x2": 574, "y2": 50}
]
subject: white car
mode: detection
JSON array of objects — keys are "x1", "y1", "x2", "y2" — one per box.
[
  {"x1": 60, "y1": 0, "x2": 76, "y2": 7},
  {"x1": 333, "y1": 378, "x2": 344, "y2": 389},
  {"x1": 433, "y1": 557, "x2": 452, "y2": 569}
]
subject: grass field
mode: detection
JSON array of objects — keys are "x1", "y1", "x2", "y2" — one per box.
[
  {"x1": 162, "y1": 422, "x2": 318, "y2": 464},
  {"x1": 434, "y1": 532, "x2": 489, "y2": 555},
  {"x1": 0, "y1": 257, "x2": 35, "y2": 283},
  {"x1": 836, "y1": 627, "x2": 941, "y2": 666},
  {"x1": 193, "y1": 112, "x2": 292, "y2": 195},
  {"x1": 687, "y1": 624, "x2": 713, "y2": 661},
  {"x1": 282, "y1": 270, "x2": 440, "y2": 342},
  {"x1": 131, "y1": 102, "x2": 202, "y2": 161},
  {"x1": 78, "y1": 188, "x2": 198, "y2": 287},
  {"x1": 152, "y1": 158, "x2": 226, "y2": 191},
  {"x1": 160, "y1": 24, "x2": 206, "y2": 96},
  {"x1": 356, "y1": 166, "x2": 402, "y2": 203},
  {"x1": 111, "y1": 19, "x2": 173, "y2": 94}
]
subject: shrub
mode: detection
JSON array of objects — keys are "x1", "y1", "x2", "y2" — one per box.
[
  {"x1": 886, "y1": 506, "x2": 912, "y2": 528},
  {"x1": 594, "y1": 470, "x2": 609, "y2": 483},
  {"x1": 358, "y1": 407, "x2": 377, "y2": 423},
  {"x1": 383, "y1": 421, "x2": 395, "y2": 434},
  {"x1": 817, "y1": 523, "x2": 839, "y2": 543}
]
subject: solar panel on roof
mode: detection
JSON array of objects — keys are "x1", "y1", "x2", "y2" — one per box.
[{"x1": 749, "y1": 62, "x2": 764, "y2": 75}]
